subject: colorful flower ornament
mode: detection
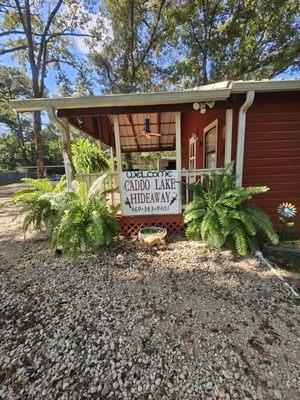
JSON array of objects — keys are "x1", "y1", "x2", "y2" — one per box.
[{"x1": 277, "y1": 202, "x2": 297, "y2": 219}]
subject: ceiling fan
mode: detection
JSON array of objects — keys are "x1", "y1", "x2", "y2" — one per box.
[{"x1": 140, "y1": 118, "x2": 161, "y2": 140}]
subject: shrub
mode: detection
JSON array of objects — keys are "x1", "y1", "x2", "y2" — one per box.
[
  {"x1": 11, "y1": 176, "x2": 66, "y2": 234},
  {"x1": 183, "y1": 164, "x2": 279, "y2": 255},
  {"x1": 72, "y1": 138, "x2": 109, "y2": 174},
  {"x1": 52, "y1": 175, "x2": 120, "y2": 260}
]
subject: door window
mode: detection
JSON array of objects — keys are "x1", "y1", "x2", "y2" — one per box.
[{"x1": 204, "y1": 120, "x2": 218, "y2": 169}]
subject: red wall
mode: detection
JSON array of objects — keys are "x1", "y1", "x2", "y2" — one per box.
[
  {"x1": 181, "y1": 92, "x2": 300, "y2": 231},
  {"x1": 181, "y1": 109, "x2": 226, "y2": 169},
  {"x1": 243, "y1": 92, "x2": 300, "y2": 230}
]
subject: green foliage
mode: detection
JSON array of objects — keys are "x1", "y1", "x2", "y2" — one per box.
[
  {"x1": 90, "y1": 0, "x2": 168, "y2": 93},
  {"x1": 52, "y1": 175, "x2": 120, "y2": 260},
  {"x1": 11, "y1": 176, "x2": 66, "y2": 234},
  {"x1": 165, "y1": 0, "x2": 299, "y2": 86},
  {"x1": 183, "y1": 164, "x2": 279, "y2": 256},
  {"x1": 72, "y1": 138, "x2": 109, "y2": 174}
]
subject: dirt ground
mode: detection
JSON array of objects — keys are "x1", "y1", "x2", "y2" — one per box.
[{"x1": 0, "y1": 183, "x2": 299, "y2": 400}]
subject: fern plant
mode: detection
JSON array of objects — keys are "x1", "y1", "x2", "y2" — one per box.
[
  {"x1": 72, "y1": 138, "x2": 109, "y2": 174},
  {"x1": 183, "y1": 164, "x2": 279, "y2": 255},
  {"x1": 12, "y1": 176, "x2": 66, "y2": 234},
  {"x1": 52, "y1": 175, "x2": 120, "y2": 260}
]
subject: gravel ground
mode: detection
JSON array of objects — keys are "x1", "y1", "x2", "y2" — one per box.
[{"x1": 0, "y1": 184, "x2": 299, "y2": 400}]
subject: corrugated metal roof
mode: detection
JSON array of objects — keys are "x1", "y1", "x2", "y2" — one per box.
[{"x1": 108, "y1": 112, "x2": 176, "y2": 152}]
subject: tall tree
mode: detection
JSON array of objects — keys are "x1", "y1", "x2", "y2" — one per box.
[
  {"x1": 0, "y1": 65, "x2": 34, "y2": 166},
  {"x1": 90, "y1": 0, "x2": 169, "y2": 94},
  {"x1": 167, "y1": 0, "x2": 299, "y2": 87},
  {"x1": 90, "y1": 0, "x2": 169, "y2": 168},
  {"x1": 0, "y1": 0, "x2": 92, "y2": 176}
]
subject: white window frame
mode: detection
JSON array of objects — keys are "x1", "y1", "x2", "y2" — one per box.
[
  {"x1": 189, "y1": 134, "x2": 197, "y2": 170},
  {"x1": 203, "y1": 119, "x2": 218, "y2": 169},
  {"x1": 188, "y1": 134, "x2": 198, "y2": 184}
]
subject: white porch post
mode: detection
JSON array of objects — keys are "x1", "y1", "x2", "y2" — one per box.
[
  {"x1": 47, "y1": 109, "x2": 73, "y2": 189},
  {"x1": 224, "y1": 109, "x2": 233, "y2": 165},
  {"x1": 113, "y1": 115, "x2": 123, "y2": 207},
  {"x1": 175, "y1": 112, "x2": 182, "y2": 212},
  {"x1": 113, "y1": 115, "x2": 122, "y2": 173}
]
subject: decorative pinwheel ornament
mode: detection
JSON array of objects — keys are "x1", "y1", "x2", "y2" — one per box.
[
  {"x1": 277, "y1": 202, "x2": 297, "y2": 219},
  {"x1": 277, "y1": 202, "x2": 297, "y2": 231}
]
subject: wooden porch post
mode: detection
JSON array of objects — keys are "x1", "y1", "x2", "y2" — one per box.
[
  {"x1": 113, "y1": 115, "x2": 122, "y2": 173},
  {"x1": 224, "y1": 109, "x2": 233, "y2": 165},
  {"x1": 175, "y1": 112, "x2": 182, "y2": 212},
  {"x1": 113, "y1": 115, "x2": 123, "y2": 207},
  {"x1": 47, "y1": 109, "x2": 73, "y2": 189}
]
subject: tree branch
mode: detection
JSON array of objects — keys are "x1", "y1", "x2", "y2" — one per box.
[
  {"x1": 37, "y1": 0, "x2": 64, "y2": 70},
  {"x1": 0, "y1": 30, "x2": 26, "y2": 37},
  {"x1": 134, "y1": 0, "x2": 166, "y2": 74},
  {"x1": 0, "y1": 45, "x2": 28, "y2": 55}
]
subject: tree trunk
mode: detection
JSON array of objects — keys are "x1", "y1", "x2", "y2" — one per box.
[
  {"x1": 33, "y1": 110, "x2": 44, "y2": 177},
  {"x1": 16, "y1": 114, "x2": 30, "y2": 165}
]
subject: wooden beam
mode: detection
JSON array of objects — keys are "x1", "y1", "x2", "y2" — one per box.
[
  {"x1": 127, "y1": 114, "x2": 140, "y2": 151},
  {"x1": 157, "y1": 112, "x2": 161, "y2": 151},
  {"x1": 115, "y1": 121, "x2": 175, "y2": 127},
  {"x1": 57, "y1": 99, "x2": 235, "y2": 118},
  {"x1": 120, "y1": 133, "x2": 175, "y2": 139},
  {"x1": 113, "y1": 115, "x2": 123, "y2": 173},
  {"x1": 175, "y1": 112, "x2": 182, "y2": 212},
  {"x1": 121, "y1": 145, "x2": 175, "y2": 153}
]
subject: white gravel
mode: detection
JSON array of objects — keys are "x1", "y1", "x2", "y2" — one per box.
[{"x1": 0, "y1": 184, "x2": 299, "y2": 399}]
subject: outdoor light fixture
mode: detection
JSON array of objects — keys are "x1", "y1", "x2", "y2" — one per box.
[{"x1": 193, "y1": 101, "x2": 215, "y2": 113}]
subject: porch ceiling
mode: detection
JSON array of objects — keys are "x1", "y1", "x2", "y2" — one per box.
[
  {"x1": 68, "y1": 112, "x2": 176, "y2": 153},
  {"x1": 111, "y1": 112, "x2": 175, "y2": 152}
]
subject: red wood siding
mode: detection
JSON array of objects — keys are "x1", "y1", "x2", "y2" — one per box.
[
  {"x1": 181, "y1": 109, "x2": 226, "y2": 169},
  {"x1": 243, "y1": 92, "x2": 300, "y2": 231}
]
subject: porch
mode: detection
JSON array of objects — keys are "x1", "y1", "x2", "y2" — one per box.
[
  {"x1": 11, "y1": 86, "x2": 237, "y2": 235},
  {"x1": 66, "y1": 105, "x2": 232, "y2": 235}
]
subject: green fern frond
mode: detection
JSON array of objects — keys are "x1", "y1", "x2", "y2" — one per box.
[
  {"x1": 233, "y1": 226, "x2": 248, "y2": 256},
  {"x1": 183, "y1": 164, "x2": 278, "y2": 256},
  {"x1": 183, "y1": 208, "x2": 206, "y2": 224},
  {"x1": 246, "y1": 204, "x2": 279, "y2": 244}
]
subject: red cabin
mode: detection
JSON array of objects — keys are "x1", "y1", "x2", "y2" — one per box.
[{"x1": 11, "y1": 79, "x2": 300, "y2": 234}]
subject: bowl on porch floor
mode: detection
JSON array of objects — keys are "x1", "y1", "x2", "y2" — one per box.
[{"x1": 138, "y1": 226, "x2": 167, "y2": 243}]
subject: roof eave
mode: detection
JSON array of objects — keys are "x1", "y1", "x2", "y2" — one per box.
[
  {"x1": 230, "y1": 80, "x2": 300, "y2": 93},
  {"x1": 10, "y1": 89, "x2": 230, "y2": 112}
]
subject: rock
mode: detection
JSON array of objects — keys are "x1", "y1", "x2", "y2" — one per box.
[
  {"x1": 273, "y1": 389, "x2": 282, "y2": 400},
  {"x1": 0, "y1": 208, "x2": 299, "y2": 400}
]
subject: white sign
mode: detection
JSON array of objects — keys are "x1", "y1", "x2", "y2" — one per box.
[{"x1": 120, "y1": 170, "x2": 180, "y2": 216}]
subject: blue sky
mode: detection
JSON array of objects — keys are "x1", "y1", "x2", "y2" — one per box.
[{"x1": 0, "y1": 2, "x2": 299, "y2": 98}]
